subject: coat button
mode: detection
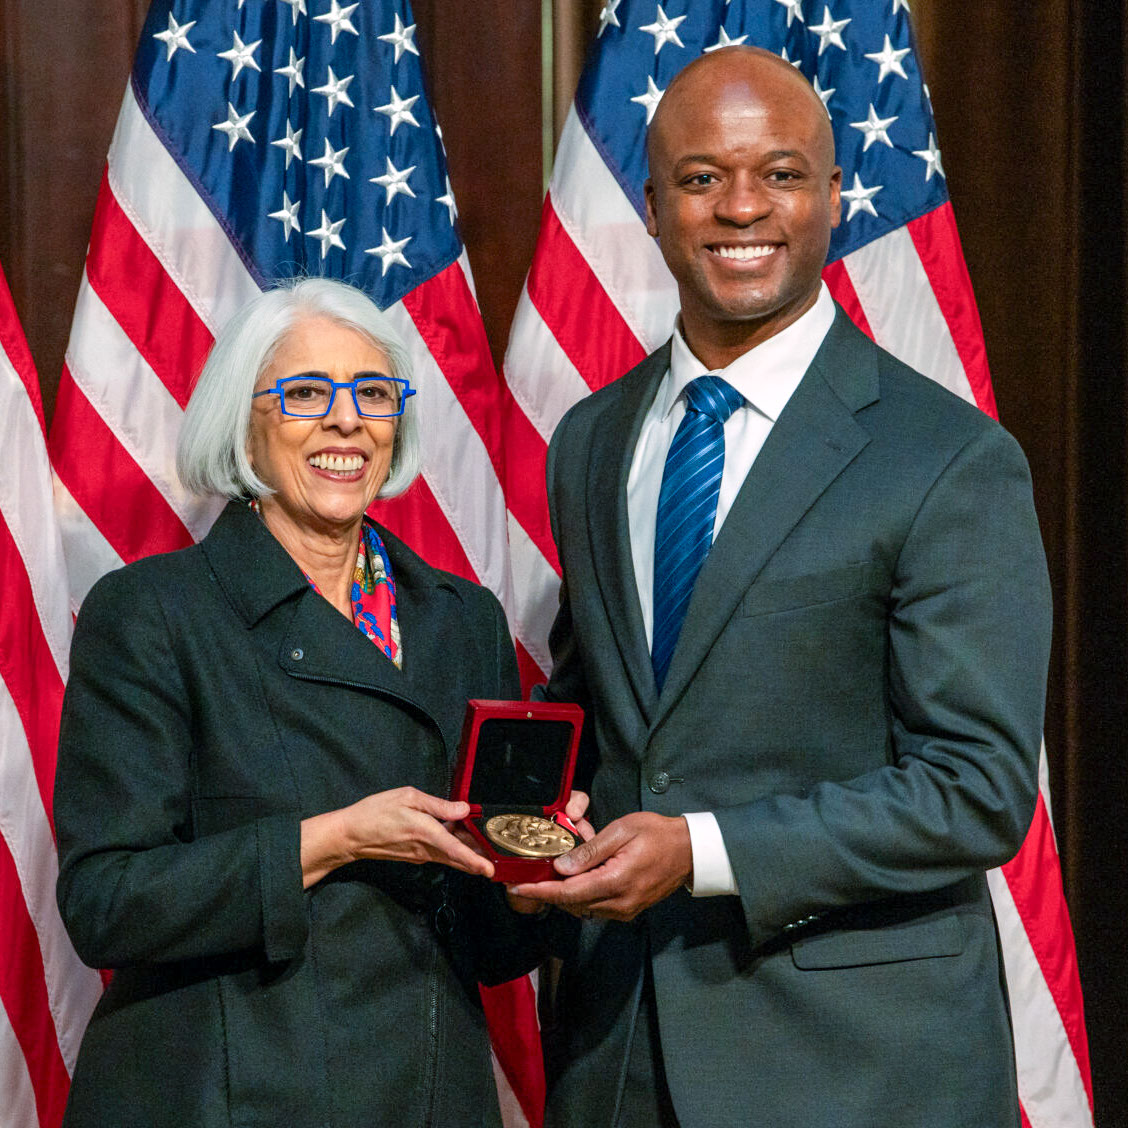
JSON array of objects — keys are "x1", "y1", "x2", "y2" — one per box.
[
  {"x1": 291, "y1": 648, "x2": 304, "y2": 660},
  {"x1": 649, "y1": 770, "x2": 670, "y2": 794}
]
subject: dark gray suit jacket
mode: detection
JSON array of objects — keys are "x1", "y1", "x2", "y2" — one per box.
[
  {"x1": 55, "y1": 501, "x2": 532, "y2": 1128},
  {"x1": 542, "y1": 310, "x2": 1051, "y2": 1128}
]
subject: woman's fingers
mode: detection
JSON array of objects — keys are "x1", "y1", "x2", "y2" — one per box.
[
  {"x1": 344, "y1": 788, "x2": 493, "y2": 876},
  {"x1": 410, "y1": 790, "x2": 471, "y2": 824},
  {"x1": 421, "y1": 819, "x2": 494, "y2": 878}
]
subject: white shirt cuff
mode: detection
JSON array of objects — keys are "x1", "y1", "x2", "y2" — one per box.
[{"x1": 682, "y1": 811, "x2": 739, "y2": 897}]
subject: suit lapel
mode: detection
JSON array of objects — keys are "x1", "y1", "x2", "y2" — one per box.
[
  {"x1": 654, "y1": 311, "x2": 879, "y2": 722},
  {"x1": 585, "y1": 346, "x2": 670, "y2": 721}
]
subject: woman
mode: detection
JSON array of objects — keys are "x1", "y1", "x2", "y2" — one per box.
[{"x1": 55, "y1": 278, "x2": 540, "y2": 1127}]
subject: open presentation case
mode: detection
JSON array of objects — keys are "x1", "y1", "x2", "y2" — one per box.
[{"x1": 451, "y1": 699, "x2": 584, "y2": 882}]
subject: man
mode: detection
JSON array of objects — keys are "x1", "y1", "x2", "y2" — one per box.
[{"x1": 510, "y1": 46, "x2": 1051, "y2": 1128}]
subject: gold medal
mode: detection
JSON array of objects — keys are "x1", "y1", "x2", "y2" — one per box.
[{"x1": 484, "y1": 814, "x2": 576, "y2": 858}]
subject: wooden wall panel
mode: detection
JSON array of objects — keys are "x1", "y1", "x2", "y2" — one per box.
[
  {"x1": 412, "y1": 0, "x2": 544, "y2": 368},
  {"x1": 0, "y1": 1, "x2": 149, "y2": 420}
]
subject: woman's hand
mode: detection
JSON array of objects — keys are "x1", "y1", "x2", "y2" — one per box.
[{"x1": 301, "y1": 787, "x2": 494, "y2": 888}]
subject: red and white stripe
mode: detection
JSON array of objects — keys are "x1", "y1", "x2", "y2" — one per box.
[
  {"x1": 484, "y1": 970, "x2": 544, "y2": 1128},
  {"x1": 0, "y1": 262, "x2": 103, "y2": 1128},
  {"x1": 501, "y1": 104, "x2": 1094, "y2": 1127}
]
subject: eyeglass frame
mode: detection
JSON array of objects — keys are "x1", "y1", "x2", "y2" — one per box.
[{"x1": 251, "y1": 373, "x2": 417, "y2": 419}]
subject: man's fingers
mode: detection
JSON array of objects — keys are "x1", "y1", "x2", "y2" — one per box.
[
  {"x1": 505, "y1": 891, "x2": 548, "y2": 915},
  {"x1": 508, "y1": 867, "x2": 617, "y2": 906},
  {"x1": 505, "y1": 879, "x2": 574, "y2": 905},
  {"x1": 555, "y1": 822, "x2": 625, "y2": 875}
]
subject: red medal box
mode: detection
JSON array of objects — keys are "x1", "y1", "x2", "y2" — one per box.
[{"x1": 451, "y1": 699, "x2": 584, "y2": 882}]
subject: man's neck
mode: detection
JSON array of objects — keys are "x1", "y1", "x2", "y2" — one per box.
[{"x1": 679, "y1": 288, "x2": 821, "y2": 371}]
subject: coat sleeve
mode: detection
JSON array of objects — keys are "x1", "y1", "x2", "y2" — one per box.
[
  {"x1": 55, "y1": 566, "x2": 307, "y2": 969},
  {"x1": 714, "y1": 424, "x2": 1052, "y2": 948}
]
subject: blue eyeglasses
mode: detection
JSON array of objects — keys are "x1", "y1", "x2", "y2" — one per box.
[{"x1": 252, "y1": 374, "x2": 416, "y2": 419}]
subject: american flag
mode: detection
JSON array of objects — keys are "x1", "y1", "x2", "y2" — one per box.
[
  {"x1": 37, "y1": 1, "x2": 539, "y2": 1125},
  {"x1": 0, "y1": 261, "x2": 102, "y2": 1126},
  {"x1": 500, "y1": 2, "x2": 1094, "y2": 1125}
]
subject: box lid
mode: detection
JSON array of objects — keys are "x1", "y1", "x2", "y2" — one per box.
[{"x1": 452, "y1": 699, "x2": 583, "y2": 810}]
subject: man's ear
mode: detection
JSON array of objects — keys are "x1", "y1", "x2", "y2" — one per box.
[
  {"x1": 828, "y1": 166, "x2": 842, "y2": 230},
  {"x1": 644, "y1": 178, "x2": 660, "y2": 239}
]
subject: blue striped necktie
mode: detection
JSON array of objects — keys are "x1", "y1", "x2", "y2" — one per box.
[{"x1": 651, "y1": 374, "x2": 745, "y2": 691}]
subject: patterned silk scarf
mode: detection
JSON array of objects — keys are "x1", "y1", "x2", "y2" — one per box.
[{"x1": 250, "y1": 500, "x2": 402, "y2": 667}]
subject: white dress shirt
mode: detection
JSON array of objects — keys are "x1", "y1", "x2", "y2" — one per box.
[{"x1": 626, "y1": 284, "x2": 836, "y2": 895}]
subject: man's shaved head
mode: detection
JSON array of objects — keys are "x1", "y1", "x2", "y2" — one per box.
[{"x1": 647, "y1": 47, "x2": 836, "y2": 176}]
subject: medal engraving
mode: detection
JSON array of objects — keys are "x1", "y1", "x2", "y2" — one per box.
[{"x1": 484, "y1": 814, "x2": 575, "y2": 858}]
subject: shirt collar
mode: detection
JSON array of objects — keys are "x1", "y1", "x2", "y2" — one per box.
[{"x1": 663, "y1": 282, "x2": 837, "y2": 422}]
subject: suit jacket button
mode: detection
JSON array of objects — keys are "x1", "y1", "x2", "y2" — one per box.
[
  {"x1": 649, "y1": 771, "x2": 670, "y2": 794},
  {"x1": 291, "y1": 648, "x2": 304, "y2": 660}
]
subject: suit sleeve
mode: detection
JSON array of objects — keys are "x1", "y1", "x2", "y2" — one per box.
[
  {"x1": 713, "y1": 425, "x2": 1052, "y2": 949},
  {"x1": 55, "y1": 567, "x2": 307, "y2": 969}
]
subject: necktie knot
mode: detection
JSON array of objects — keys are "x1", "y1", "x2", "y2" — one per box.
[{"x1": 683, "y1": 374, "x2": 744, "y2": 424}]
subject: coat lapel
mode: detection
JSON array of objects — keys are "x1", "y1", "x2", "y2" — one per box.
[
  {"x1": 585, "y1": 346, "x2": 670, "y2": 722},
  {"x1": 201, "y1": 502, "x2": 454, "y2": 743},
  {"x1": 275, "y1": 531, "x2": 468, "y2": 746},
  {"x1": 654, "y1": 311, "x2": 879, "y2": 722}
]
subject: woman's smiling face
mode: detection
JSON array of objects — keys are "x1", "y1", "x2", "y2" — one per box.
[{"x1": 246, "y1": 315, "x2": 398, "y2": 538}]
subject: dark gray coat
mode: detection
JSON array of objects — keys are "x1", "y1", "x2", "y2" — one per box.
[
  {"x1": 541, "y1": 310, "x2": 1052, "y2": 1128},
  {"x1": 55, "y1": 501, "x2": 532, "y2": 1128}
]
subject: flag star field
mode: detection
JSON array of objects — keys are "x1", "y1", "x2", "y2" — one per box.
[{"x1": 139, "y1": 0, "x2": 457, "y2": 306}]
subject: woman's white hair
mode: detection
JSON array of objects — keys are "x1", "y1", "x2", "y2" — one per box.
[{"x1": 176, "y1": 277, "x2": 421, "y2": 500}]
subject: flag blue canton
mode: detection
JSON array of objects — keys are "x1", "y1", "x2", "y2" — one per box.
[
  {"x1": 577, "y1": 0, "x2": 947, "y2": 262},
  {"x1": 134, "y1": 0, "x2": 459, "y2": 308}
]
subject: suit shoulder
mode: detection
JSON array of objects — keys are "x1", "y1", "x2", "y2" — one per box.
[
  {"x1": 377, "y1": 523, "x2": 505, "y2": 617},
  {"x1": 72, "y1": 544, "x2": 212, "y2": 658},
  {"x1": 437, "y1": 569, "x2": 506, "y2": 617},
  {"x1": 852, "y1": 331, "x2": 1019, "y2": 455}
]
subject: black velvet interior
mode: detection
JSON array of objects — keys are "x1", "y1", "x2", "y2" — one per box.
[{"x1": 466, "y1": 718, "x2": 574, "y2": 806}]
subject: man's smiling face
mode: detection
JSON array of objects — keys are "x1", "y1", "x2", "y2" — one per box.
[{"x1": 644, "y1": 47, "x2": 842, "y2": 361}]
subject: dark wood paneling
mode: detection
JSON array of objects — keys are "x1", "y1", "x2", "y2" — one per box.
[
  {"x1": 917, "y1": 8, "x2": 1127, "y2": 1123},
  {"x1": 0, "y1": 1, "x2": 149, "y2": 421},
  {"x1": 412, "y1": 0, "x2": 544, "y2": 370}
]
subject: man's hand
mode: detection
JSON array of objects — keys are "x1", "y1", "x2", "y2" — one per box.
[
  {"x1": 506, "y1": 790, "x2": 594, "y2": 915},
  {"x1": 508, "y1": 812, "x2": 692, "y2": 921}
]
